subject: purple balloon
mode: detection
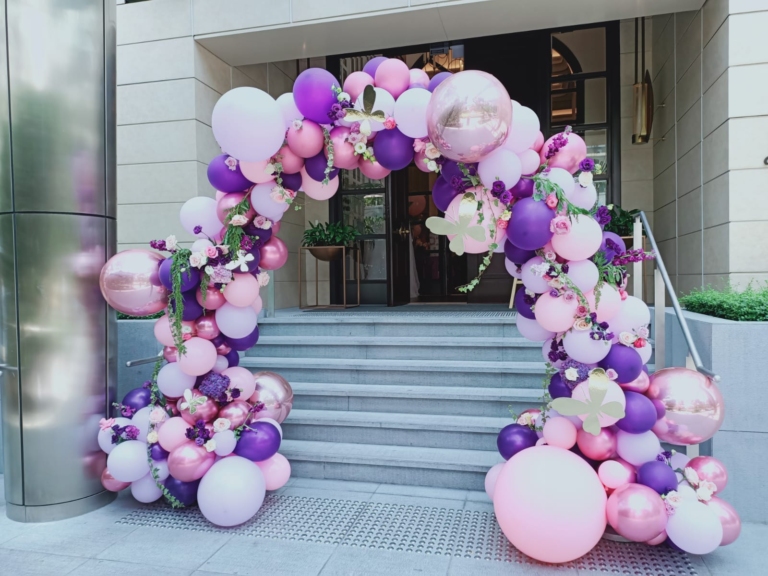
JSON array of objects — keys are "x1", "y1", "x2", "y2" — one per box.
[
  {"x1": 207, "y1": 154, "x2": 251, "y2": 193},
  {"x1": 601, "y1": 232, "x2": 626, "y2": 261},
  {"x1": 432, "y1": 177, "x2": 459, "y2": 212},
  {"x1": 504, "y1": 239, "x2": 536, "y2": 265},
  {"x1": 122, "y1": 387, "x2": 151, "y2": 412},
  {"x1": 428, "y1": 71, "x2": 452, "y2": 92},
  {"x1": 211, "y1": 334, "x2": 227, "y2": 348},
  {"x1": 362, "y1": 56, "x2": 388, "y2": 78},
  {"x1": 293, "y1": 68, "x2": 341, "y2": 124},
  {"x1": 150, "y1": 444, "x2": 169, "y2": 461},
  {"x1": 245, "y1": 243, "x2": 262, "y2": 273},
  {"x1": 598, "y1": 344, "x2": 643, "y2": 384},
  {"x1": 651, "y1": 398, "x2": 666, "y2": 420},
  {"x1": 243, "y1": 222, "x2": 273, "y2": 245},
  {"x1": 169, "y1": 290, "x2": 204, "y2": 322},
  {"x1": 507, "y1": 197, "x2": 555, "y2": 250},
  {"x1": 497, "y1": 423, "x2": 538, "y2": 460},
  {"x1": 159, "y1": 258, "x2": 200, "y2": 292},
  {"x1": 510, "y1": 178, "x2": 534, "y2": 199},
  {"x1": 514, "y1": 287, "x2": 536, "y2": 319},
  {"x1": 281, "y1": 171, "x2": 303, "y2": 192},
  {"x1": 440, "y1": 160, "x2": 464, "y2": 183},
  {"x1": 305, "y1": 151, "x2": 339, "y2": 182},
  {"x1": 164, "y1": 476, "x2": 200, "y2": 506},
  {"x1": 225, "y1": 325, "x2": 260, "y2": 351},
  {"x1": 616, "y1": 391, "x2": 658, "y2": 434},
  {"x1": 234, "y1": 421, "x2": 281, "y2": 462},
  {"x1": 373, "y1": 128, "x2": 414, "y2": 171},
  {"x1": 548, "y1": 372, "x2": 571, "y2": 399},
  {"x1": 637, "y1": 461, "x2": 678, "y2": 495},
  {"x1": 224, "y1": 348, "x2": 240, "y2": 367}
]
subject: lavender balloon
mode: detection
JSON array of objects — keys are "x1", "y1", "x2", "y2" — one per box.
[
  {"x1": 497, "y1": 423, "x2": 538, "y2": 460},
  {"x1": 507, "y1": 197, "x2": 555, "y2": 250},
  {"x1": 638, "y1": 461, "x2": 679, "y2": 495},
  {"x1": 304, "y1": 151, "x2": 339, "y2": 182},
  {"x1": 432, "y1": 177, "x2": 459, "y2": 212},
  {"x1": 428, "y1": 71, "x2": 452, "y2": 92},
  {"x1": 598, "y1": 344, "x2": 643, "y2": 384},
  {"x1": 122, "y1": 387, "x2": 151, "y2": 412},
  {"x1": 225, "y1": 326, "x2": 260, "y2": 351},
  {"x1": 164, "y1": 476, "x2": 200, "y2": 506},
  {"x1": 510, "y1": 178, "x2": 534, "y2": 199},
  {"x1": 234, "y1": 421, "x2": 281, "y2": 462},
  {"x1": 293, "y1": 68, "x2": 341, "y2": 124},
  {"x1": 159, "y1": 258, "x2": 200, "y2": 292},
  {"x1": 548, "y1": 373, "x2": 572, "y2": 399},
  {"x1": 601, "y1": 232, "x2": 626, "y2": 261},
  {"x1": 513, "y1": 287, "x2": 536, "y2": 319},
  {"x1": 616, "y1": 391, "x2": 658, "y2": 434},
  {"x1": 362, "y1": 56, "x2": 388, "y2": 77},
  {"x1": 504, "y1": 239, "x2": 536, "y2": 265},
  {"x1": 207, "y1": 154, "x2": 252, "y2": 193},
  {"x1": 373, "y1": 128, "x2": 414, "y2": 171}
]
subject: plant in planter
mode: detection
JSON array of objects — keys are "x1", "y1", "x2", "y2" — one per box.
[
  {"x1": 302, "y1": 221, "x2": 359, "y2": 261},
  {"x1": 602, "y1": 204, "x2": 641, "y2": 238},
  {"x1": 680, "y1": 282, "x2": 768, "y2": 321}
]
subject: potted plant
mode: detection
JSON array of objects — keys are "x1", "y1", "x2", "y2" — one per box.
[
  {"x1": 602, "y1": 204, "x2": 642, "y2": 240},
  {"x1": 302, "y1": 221, "x2": 359, "y2": 262}
]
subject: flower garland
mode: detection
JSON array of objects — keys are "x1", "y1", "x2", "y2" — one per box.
[{"x1": 321, "y1": 126, "x2": 335, "y2": 184}]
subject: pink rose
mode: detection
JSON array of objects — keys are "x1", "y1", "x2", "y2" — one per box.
[
  {"x1": 545, "y1": 194, "x2": 558, "y2": 209},
  {"x1": 182, "y1": 333, "x2": 192, "y2": 341},
  {"x1": 497, "y1": 219, "x2": 508, "y2": 231},
  {"x1": 99, "y1": 418, "x2": 115, "y2": 431},
  {"x1": 605, "y1": 368, "x2": 618, "y2": 381},
  {"x1": 575, "y1": 304, "x2": 588, "y2": 317},
  {"x1": 619, "y1": 289, "x2": 628, "y2": 301},
  {"x1": 383, "y1": 117, "x2": 397, "y2": 130},
  {"x1": 412, "y1": 139, "x2": 426, "y2": 153},
  {"x1": 549, "y1": 216, "x2": 571, "y2": 235},
  {"x1": 230, "y1": 215, "x2": 248, "y2": 227},
  {"x1": 224, "y1": 157, "x2": 238, "y2": 171},
  {"x1": 204, "y1": 246, "x2": 218, "y2": 258},
  {"x1": 285, "y1": 189, "x2": 297, "y2": 200}
]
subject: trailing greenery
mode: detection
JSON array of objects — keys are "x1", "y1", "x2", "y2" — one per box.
[
  {"x1": 302, "y1": 221, "x2": 359, "y2": 247},
  {"x1": 680, "y1": 283, "x2": 768, "y2": 321},
  {"x1": 117, "y1": 311, "x2": 165, "y2": 320},
  {"x1": 603, "y1": 204, "x2": 641, "y2": 237},
  {"x1": 168, "y1": 249, "x2": 192, "y2": 354}
]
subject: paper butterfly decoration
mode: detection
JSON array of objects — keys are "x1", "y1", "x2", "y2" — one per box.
[
  {"x1": 425, "y1": 193, "x2": 486, "y2": 256},
  {"x1": 550, "y1": 369, "x2": 626, "y2": 436},
  {"x1": 344, "y1": 85, "x2": 386, "y2": 136},
  {"x1": 180, "y1": 389, "x2": 208, "y2": 415}
]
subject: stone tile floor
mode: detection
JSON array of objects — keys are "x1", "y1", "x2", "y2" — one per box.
[{"x1": 0, "y1": 475, "x2": 764, "y2": 576}]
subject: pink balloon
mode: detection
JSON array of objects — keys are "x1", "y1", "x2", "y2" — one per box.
[
  {"x1": 272, "y1": 221, "x2": 282, "y2": 234},
  {"x1": 325, "y1": 127, "x2": 358, "y2": 169},
  {"x1": 197, "y1": 285, "x2": 226, "y2": 310},
  {"x1": 540, "y1": 132, "x2": 588, "y2": 174},
  {"x1": 534, "y1": 292, "x2": 579, "y2": 333},
  {"x1": 409, "y1": 68, "x2": 430, "y2": 89},
  {"x1": 252, "y1": 294, "x2": 263, "y2": 314},
  {"x1": 216, "y1": 191, "x2": 256, "y2": 225},
  {"x1": 154, "y1": 315, "x2": 175, "y2": 347},
  {"x1": 542, "y1": 417, "x2": 577, "y2": 449},
  {"x1": 100, "y1": 249, "x2": 168, "y2": 316},
  {"x1": 223, "y1": 273, "x2": 259, "y2": 307},
  {"x1": 168, "y1": 442, "x2": 216, "y2": 482},
  {"x1": 687, "y1": 456, "x2": 728, "y2": 493},
  {"x1": 177, "y1": 389, "x2": 220, "y2": 424},
  {"x1": 301, "y1": 168, "x2": 339, "y2": 201},
  {"x1": 619, "y1": 370, "x2": 650, "y2": 394},
  {"x1": 277, "y1": 144, "x2": 304, "y2": 175},
  {"x1": 194, "y1": 313, "x2": 220, "y2": 340},
  {"x1": 286, "y1": 119, "x2": 324, "y2": 158},
  {"x1": 584, "y1": 285, "x2": 622, "y2": 322},
  {"x1": 705, "y1": 497, "x2": 741, "y2": 546},
  {"x1": 374, "y1": 58, "x2": 410, "y2": 99},
  {"x1": 646, "y1": 530, "x2": 668, "y2": 546},
  {"x1": 343, "y1": 71, "x2": 375, "y2": 102},
  {"x1": 533, "y1": 131, "x2": 545, "y2": 152},
  {"x1": 216, "y1": 302, "x2": 258, "y2": 339},
  {"x1": 606, "y1": 483, "x2": 667, "y2": 543},
  {"x1": 157, "y1": 417, "x2": 191, "y2": 452},
  {"x1": 215, "y1": 191, "x2": 226, "y2": 201},
  {"x1": 260, "y1": 237, "x2": 289, "y2": 270},
  {"x1": 565, "y1": 259, "x2": 599, "y2": 293},
  {"x1": 520, "y1": 256, "x2": 549, "y2": 293},
  {"x1": 240, "y1": 159, "x2": 274, "y2": 184},
  {"x1": 163, "y1": 345, "x2": 178, "y2": 363},
  {"x1": 178, "y1": 337, "x2": 218, "y2": 376},
  {"x1": 576, "y1": 427, "x2": 617, "y2": 461},
  {"x1": 518, "y1": 149, "x2": 541, "y2": 175},
  {"x1": 412, "y1": 148, "x2": 431, "y2": 173},
  {"x1": 358, "y1": 157, "x2": 391, "y2": 179},
  {"x1": 571, "y1": 379, "x2": 626, "y2": 428},
  {"x1": 101, "y1": 468, "x2": 130, "y2": 492},
  {"x1": 223, "y1": 366, "x2": 257, "y2": 400},
  {"x1": 217, "y1": 400, "x2": 252, "y2": 430},
  {"x1": 551, "y1": 215, "x2": 602, "y2": 261},
  {"x1": 485, "y1": 462, "x2": 505, "y2": 500},
  {"x1": 256, "y1": 453, "x2": 292, "y2": 490},
  {"x1": 494, "y1": 446, "x2": 606, "y2": 563},
  {"x1": 443, "y1": 187, "x2": 505, "y2": 254},
  {"x1": 598, "y1": 458, "x2": 636, "y2": 490}
]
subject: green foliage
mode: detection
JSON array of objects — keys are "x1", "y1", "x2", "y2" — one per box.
[
  {"x1": 302, "y1": 221, "x2": 359, "y2": 247},
  {"x1": 603, "y1": 204, "x2": 640, "y2": 237},
  {"x1": 680, "y1": 283, "x2": 768, "y2": 321},
  {"x1": 117, "y1": 310, "x2": 165, "y2": 320}
]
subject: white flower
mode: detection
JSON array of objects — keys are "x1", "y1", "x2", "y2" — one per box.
[
  {"x1": 636, "y1": 326, "x2": 650, "y2": 339},
  {"x1": 181, "y1": 323, "x2": 194, "y2": 335},
  {"x1": 548, "y1": 278, "x2": 563, "y2": 289},
  {"x1": 564, "y1": 367, "x2": 580, "y2": 382},
  {"x1": 265, "y1": 162, "x2": 276, "y2": 175},
  {"x1": 605, "y1": 368, "x2": 618, "y2": 380},
  {"x1": 619, "y1": 331, "x2": 638, "y2": 346},
  {"x1": 426, "y1": 160, "x2": 438, "y2": 172},
  {"x1": 204, "y1": 265, "x2": 214, "y2": 276},
  {"x1": 354, "y1": 142, "x2": 367, "y2": 155},
  {"x1": 292, "y1": 119, "x2": 303, "y2": 130},
  {"x1": 224, "y1": 157, "x2": 238, "y2": 171},
  {"x1": 544, "y1": 250, "x2": 557, "y2": 262},
  {"x1": 578, "y1": 171, "x2": 593, "y2": 187},
  {"x1": 225, "y1": 250, "x2": 255, "y2": 273},
  {"x1": 165, "y1": 235, "x2": 178, "y2": 251},
  {"x1": 525, "y1": 289, "x2": 535, "y2": 298},
  {"x1": 530, "y1": 262, "x2": 549, "y2": 277},
  {"x1": 683, "y1": 467, "x2": 700, "y2": 486},
  {"x1": 149, "y1": 407, "x2": 167, "y2": 424},
  {"x1": 204, "y1": 439, "x2": 217, "y2": 453},
  {"x1": 213, "y1": 418, "x2": 232, "y2": 433},
  {"x1": 146, "y1": 431, "x2": 158, "y2": 444},
  {"x1": 253, "y1": 216, "x2": 272, "y2": 230},
  {"x1": 189, "y1": 252, "x2": 207, "y2": 268},
  {"x1": 337, "y1": 91, "x2": 351, "y2": 103},
  {"x1": 366, "y1": 146, "x2": 374, "y2": 157},
  {"x1": 516, "y1": 412, "x2": 535, "y2": 427},
  {"x1": 230, "y1": 214, "x2": 248, "y2": 227},
  {"x1": 257, "y1": 271, "x2": 270, "y2": 287},
  {"x1": 179, "y1": 389, "x2": 194, "y2": 411},
  {"x1": 573, "y1": 318, "x2": 591, "y2": 331},
  {"x1": 424, "y1": 143, "x2": 441, "y2": 160},
  {"x1": 696, "y1": 480, "x2": 717, "y2": 502},
  {"x1": 664, "y1": 490, "x2": 683, "y2": 507}
]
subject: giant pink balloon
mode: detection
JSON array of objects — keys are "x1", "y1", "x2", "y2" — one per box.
[
  {"x1": 249, "y1": 371, "x2": 293, "y2": 423},
  {"x1": 647, "y1": 368, "x2": 725, "y2": 445},
  {"x1": 178, "y1": 337, "x2": 218, "y2": 376},
  {"x1": 168, "y1": 442, "x2": 215, "y2": 482},
  {"x1": 494, "y1": 446, "x2": 606, "y2": 563},
  {"x1": 606, "y1": 483, "x2": 667, "y2": 543},
  {"x1": 705, "y1": 497, "x2": 741, "y2": 546},
  {"x1": 426, "y1": 70, "x2": 512, "y2": 163},
  {"x1": 260, "y1": 237, "x2": 289, "y2": 270},
  {"x1": 100, "y1": 249, "x2": 168, "y2": 315},
  {"x1": 540, "y1": 132, "x2": 588, "y2": 174}
]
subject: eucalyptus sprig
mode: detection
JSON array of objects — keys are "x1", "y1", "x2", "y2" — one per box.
[
  {"x1": 168, "y1": 249, "x2": 193, "y2": 354},
  {"x1": 322, "y1": 126, "x2": 335, "y2": 184}
]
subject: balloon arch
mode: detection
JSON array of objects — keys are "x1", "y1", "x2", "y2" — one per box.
[{"x1": 97, "y1": 57, "x2": 738, "y2": 559}]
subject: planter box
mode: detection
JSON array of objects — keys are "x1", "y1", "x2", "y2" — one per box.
[
  {"x1": 117, "y1": 319, "x2": 159, "y2": 402},
  {"x1": 665, "y1": 309, "x2": 768, "y2": 524}
]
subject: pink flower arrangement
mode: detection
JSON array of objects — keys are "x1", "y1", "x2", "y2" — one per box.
[
  {"x1": 413, "y1": 139, "x2": 427, "y2": 153},
  {"x1": 253, "y1": 215, "x2": 271, "y2": 230},
  {"x1": 550, "y1": 216, "x2": 571, "y2": 235},
  {"x1": 229, "y1": 215, "x2": 248, "y2": 227},
  {"x1": 383, "y1": 117, "x2": 397, "y2": 130},
  {"x1": 99, "y1": 418, "x2": 115, "y2": 431},
  {"x1": 575, "y1": 304, "x2": 589, "y2": 317},
  {"x1": 545, "y1": 194, "x2": 558, "y2": 209}
]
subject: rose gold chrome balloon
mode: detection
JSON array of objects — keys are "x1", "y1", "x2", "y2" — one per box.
[
  {"x1": 217, "y1": 400, "x2": 253, "y2": 429},
  {"x1": 606, "y1": 483, "x2": 667, "y2": 543},
  {"x1": 647, "y1": 368, "x2": 724, "y2": 445},
  {"x1": 705, "y1": 496, "x2": 741, "y2": 546},
  {"x1": 249, "y1": 371, "x2": 293, "y2": 423},
  {"x1": 687, "y1": 456, "x2": 729, "y2": 493},
  {"x1": 619, "y1": 370, "x2": 650, "y2": 394},
  {"x1": 101, "y1": 468, "x2": 130, "y2": 492},
  {"x1": 99, "y1": 249, "x2": 168, "y2": 315},
  {"x1": 167, "y1": 442, "x2": 215, "y2": 482},
  {"x1": 576, "y1": 427, "x2": 617, "y2": 461},
  {"x1": 177, "y1": 389, "x2": 219, "y2": 424},
  {"x1": 163, "y1": 346, "x2": 178, "y2": 363},
  {"x1": 195, "y1": 313, "x2": 220, "y2": 340},
  {"x1": 215, "y1": 342, "x2": 232, "y2": 356}
]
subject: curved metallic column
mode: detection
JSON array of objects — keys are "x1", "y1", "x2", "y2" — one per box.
[{"x1": 0, "y1": 0, "x2": 117, "y2": 522}]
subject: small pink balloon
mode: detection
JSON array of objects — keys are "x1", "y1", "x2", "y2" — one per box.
[
  {"x1": 325, "y1": 127, "x2": 358, "y2": 169},
  {"x1": 277, "y1": 144, "x2": 304, "y2": 175},
  {"x1": 484, "y1": 462, "x2": 504, "y2": 500},
  {"x1": 223, "y1": 273, "x2": 260, "y2": 307},
  {"x1": 240, "y1": 159, "x2": 274, "y2": 184},
  {"x1": 256, "y1": 453, "x2": 292, "y2": 490},
  {"x1": 374, "y1": 58, "x2": 410, "y2": 99},
  {"x1": 518, "y1": 149, "x2": 540, "y2": 175},
  {"x1": 577, "y1": 427, "x2": 617, "y2": 461},
  {"x1": 358, "y1": 157, "x2": 392, "y2": 179},
  {"x1": 177, "y1": 389, "x2": 220, "y2": 424},
  {"x1": 286, "y1": 119, "x2": 324, "y2": 158},
  {"x1": 646, "y1": 530, "x2": 667, "y2": 546},
  {"x1": 542, "y1": 417, "x2": 577, "y2": 449},
  {"x1": 412, "y1": 148, "x2": 431, "y2": 173},
  {"x1": 705, "y1": 496, "x2": 741, "y2": 546},
  {"x1": 571, "y1": 379, "x2": 626, "y2": 429},
  {"x1": 260, "y1": 237, "x2": 289, "y2": 271},
  {"x1": 409, "y1": 68, "x2": 430, "y2": 89},
  {"x1": 223, "y1": 366, "x2": 257, "y2": 399},
  {"x1": 343, "y1": 71, "x2": 375, "y2": 102},
  {"x1": 101, "y1": 468, "x2": 130, "y2": 492},
  {"x1": 533, "y1": 131, "x2": 545, "y2": 152},
  {"x1": 216, "y1": 341, "x2": 232, "y2": 356},
  {"x1": 217, "y1": 400, "x2": 253, "y2": 429},
  {"x1": 157, "y1": 417, "x2": 190, "y2": 452},
  {"x1": 178, "y1": 337, "x2": 218, "y2": 376},
  {"x1": 687, "y1": 456, "x2": 728, "y2": 493},
  {"x1": 168, "y1": 442, "x2": 216, "y2": 482},
  {"x1": 194, "y1": 313, "x2": 220, "y2": 340},
  {"x1": 539, "y1": 132, "x2": 587, "y2": 174},
  {"x1": 197, "y1": 285, "x2": 226, "y2": 310},
  {"x1": 215, "y1": 190, "x2": 226, "y2": 201},
  {"x1": 598, "y1": 459, "x2": 636, "y2": 490},
  {"x1": 619, "y1": 370, "x2": 650, "y2": 394},
  {"x1": 216, "y1": 191, "x2": 255, "y2": 225},
  {"x1": 154, "y1": 315, "x2": 175, "y2": 347},
  {"x1": 534, "y1": 292, "x2": 579, "y2": 333},
  {"x1": 163, "y1": 345, "x2": 178, "y2": 363},
  {"x1": 301, "y1": 168, "x2": 339, "y2": 201},
  {"x1": 606, "y1": 483, "x2": 667, "y2": 543}
]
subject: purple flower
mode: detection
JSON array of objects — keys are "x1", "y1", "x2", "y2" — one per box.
[
  {"x1": 559, "y1": 359, "x2": 590, "y2": 387},
  {"x1": 142, "y1": 380, "x2": 152, "y2": 389},
  {"x1": 231, "y1": 388, "x2": 241, "y2": 399},
  {"x1": 548, "y1": 351, "x2": 560, "y2": 362},
  {"x1": 199, "y1": 372, "x2": 231, "y2": 402},
  {"x1": 561, "y1": 263, "x2": 569, "y2": 274},
  {"x1": 193, "y1": 225, "x2": 203, "y2": 235},
  {"x1": 185, "y1": 427, "x2": 197, "y2": 440},
  {"x1": 545, "y1": 133, "x2": 569, "y2": 160},
  {"x1": 499, "y1": 190, "x2": 513, "y2": 204},
  {"x1": 549, "y1": 289, "x2": 559, "y2": 298},
  {"x1": 579, "y1": 158, "x2": 595, "y2": 172},
  {"x1": 241, "y1": 236, "x2": 254, "y2": 251},
  {"x1": 491, "y1": 180, "x2": 506, "y2": 197},
  {"x1": 195, "y1": 437, "x2": 205, "y2": 446},
  {"x1": 149, "y1": 239, "x2": 167, "y2": 251},
  {"x1": 124, "y1": 425, "x2": 140, "y2": 440},
  {"x1": 450, "y1": 176, "x2": 463, "y2": 190},
  {"x1": 595, "y1": 205, "x2": 612, "y2": 227},
  {"x1": 120, "y1": 405, "x2": 135, "y2": 418}
]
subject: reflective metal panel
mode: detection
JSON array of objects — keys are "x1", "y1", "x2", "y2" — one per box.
[
  {"x1": 16, "y1": 213, "x2": 107, "y2": 505},
  {"x1": 0, "y1": 0, "x2": 12, "y2": 214},
  {"x1": 7, "y1": 0, "x2": 106, "y2": 215},
  {"x1": 106, "y1": 219, "x2": 117, "y2": 411},
  {"x1": 104, "y1": 0, "x2": 116, "y2": 219}
]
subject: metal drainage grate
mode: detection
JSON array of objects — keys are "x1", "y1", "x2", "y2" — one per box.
[{"x1": 116, "y1": 495, "x2": 697, "y2": 575}]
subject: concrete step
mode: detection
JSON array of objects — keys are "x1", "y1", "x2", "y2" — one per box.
[
  {"x1": 240, "y1": 357, "x2": 546, "y2": 388},
  {"x1": 282, "y1": 409, "x2": 509, "y2": 451},
  {"x1": 247, "y1": 335, "x2": 542, "y2": 362},
  {"x1": 280, "y1": 439, "x2": 502, "y2": 491},
  {"x1": 290, "y1": 382, "x2": 543, "y2": 417}
]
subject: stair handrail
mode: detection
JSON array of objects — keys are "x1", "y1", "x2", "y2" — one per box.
[{"x1": 633, "y1": 212, "x2": 720, "y2": 382}]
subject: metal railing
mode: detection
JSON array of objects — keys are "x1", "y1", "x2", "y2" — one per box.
[{"x1": 633, "y1": 212, "x2": 720, "y2": 382}]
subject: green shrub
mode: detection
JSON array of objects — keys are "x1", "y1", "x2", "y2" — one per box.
[
  {"x1": 603, "y1": 204, "x2": 640, "y2": 237},
  {"x1": 680, "y1": 283, "x2": 768, "y2": 321},
  {"x1": 117, "y1": 310, "x2": 165, "y2": 320},
  {"x1": 302, "y1": 221, "x2": 358, "y2": 247}
]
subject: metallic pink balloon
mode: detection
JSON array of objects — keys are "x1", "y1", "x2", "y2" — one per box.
[
  {"x1": 197, "y1": 286, "x2": 226, "y2": 310},
  {"x1": 687, "y1": 456, "x2": 728, "y2": 493},
  {"x1": 647, "y1": 368, "x2": 725, "y2": 445},
  {"x1": 259, "y1": 237, "x2": 289, "y2": 270},
  {"x1": 646, "y1": 530, "x2": 667, "y2": 546},
  {"x1": 177, "y1": 389, "x2": 220, "y2": 424},
  {"x1": 705, "y1": 496, "x2": 741, "y2": 546},
  {"x1": 249, "y1": 371, "x2": 294, "y2": 423},
  {"x1": 539, "y1": 132, "x2": 587, "y2": 174},
  {"x1": 195, "y1": 313, "x2": 220, "y2": 340},
  {"x1": 101, "y1": 468, "x2": 130, "y2": 492},
  {"x1": 163, "y1": 346, "x2": 178, "y2": 363},
  {"x1": 99, "y1": 249, "x2": 168, "y2": 315},
  {"x1": 217, "y1": 400, "x2": 253, "y2": 429},
  {"x1": 426, "y1": 70, "x2": 512, "y2": 163},
  {"x1": 576, "y1": 427, "x2": 617, "y2": 461},
  {"x1": 619, "y1": 370, "x2": 650, "y2": 394},
  {"x1": 216, "y1": 191, "x2": 256, "y2": 224},
  {"x1": 216, "y1": 342, "x2": 232, "y2": 356},
  {"x1": 606, "y1": 483, "x2": 667, "y2": 543},
  {"x1": 167, "y1": 442, "x2": 216, "y2": 482},
  {"x1": 598, "y1": 458, "x2": 636, "y2": 490}
]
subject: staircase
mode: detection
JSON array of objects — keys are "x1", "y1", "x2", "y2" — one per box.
[{"x1": 241, "y1": 310, "x2": 547, "y2": 491}]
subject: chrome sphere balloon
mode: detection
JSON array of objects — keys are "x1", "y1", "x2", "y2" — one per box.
[
  {"x1": 426, "y1": 70, "x2": 513, "y2": 163},
  {"x1": 249, "y1": 371, "x2": 294, "y2": 423},
  {"x1": 646, "y1": 367, "x2": 725, "y2": 445},
  {"x1": 99, "y1": 249, "x2": 168, "y2": 315}
]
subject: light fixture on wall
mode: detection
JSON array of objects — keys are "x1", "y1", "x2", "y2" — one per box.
[{"x1": 632, "y1": 17, "x2": 654, "y2": 144}]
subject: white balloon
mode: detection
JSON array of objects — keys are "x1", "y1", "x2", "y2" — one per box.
[
  {"x1": 276, "y1": 93, "x2": 303, "y2": 129},
  {"x1": 520, "y1": 256, "x2": 549, "y2": 293},
  {"x1": 504, "y1": 103, "x2": 540, "y2": 153},
  {"x1": 131, "y1": 406, "x2": 152, "y2": 442},
  {"x1": 153, "y1": 459, "x2": 170, "y2": 481},
  {"x1": 393, "y1": 88, "x2": 431, "y2": 138},
  {"x1": 212, "y1": 355, "x2": 229, "y2": 374},
  {"x1": 636, "y1": 342, "x2": 653, "y2": 364},
  {"x1": 565, "y1": 259, "x2": 599, "y2": 293},
  {"x1": 180, "y1": 197, "x2": 224, "y2": 238},
  {"x1": 107, "y1": 440, "x2": 150, "y2": 483},
  {"x1": 354, "y1": 87, "x2": 395, "y2": 132},
  {"x1": 567, "y1": 182, "x2": 597, "y2": 210},
  {"x1": 615, "y1": 430, "x2": 661, "y2": 467},
  {"x1": 97, "y1": 417, "x2": 131, "y2": 454},
  {"x1": 213, "y1": 430, "x2": 237, "y2": 456},
  {"x1": 666, "y1": 500, "x2": 723, "y2": 555},
  {"x1": 516, "y1": 314, "x2": 555, "y2": 342},
  {"x1": 249, "y1": 182, "x2": 290, "y2": 222},
  {"x1": 157, "y1": 363, "x2": 196, "y2": 399},
  {"x1": 216, "y1": 302, "x2": 258, "y2": 339},
  {"x1": 609, "y1": 296, "x2": 651, "y2": 335},
  {"x1": 197, "y1": 456, "x2": 266, "y2": 527},
  {"x1": 130, "y1": 473, "x2": 164, "y2": 503},
  {"x1": 543, "y1": 167, "x2": 574, "y2": 196}
]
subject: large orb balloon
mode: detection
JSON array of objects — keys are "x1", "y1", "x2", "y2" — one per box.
[
  {"x1": 249, "y1": 371, "x2": 294, "y2": 423},
  {"x1": 426, "y1": 70, "x2": 513, "y2": 163},
  {"x1": 100, "y1": 249, "x2": 168, "y2": 315}
]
